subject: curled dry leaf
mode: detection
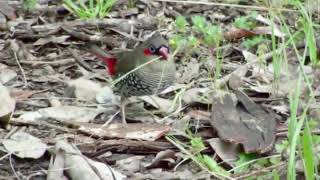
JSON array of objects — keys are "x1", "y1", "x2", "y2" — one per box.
[
  {"x1": 0, "y1": 83, "x2": 15, "y2": 128},
  {"x1": 145, "y1": 149, "x2": 176, "y2": 169},
  {"x1": 3, "y1": 132, "x2": 47, "y2": 159},
  {"x1": 55, "y1": 140, "x2": 125, "y2": 180}
]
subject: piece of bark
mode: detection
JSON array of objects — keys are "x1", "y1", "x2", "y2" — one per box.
[
  {"x1": 78, "y1": 123, "x2": 171, "y2": 141},
  {"x1": 210, "y1": 90, "x2": 276, "y2": 153},
  {"x1": 80, "y1": 139, "x2": 176, "y2": 157}
]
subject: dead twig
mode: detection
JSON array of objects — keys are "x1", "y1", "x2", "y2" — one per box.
[
  {"x1": 30, "y1": 18, "x2": 157, "y2": 33},
  {"x1": 67, "y1": 47, "x2": 94, "y2": 72},
  {"x1": 19, "y1": 58, "x2": 75, "y2": 66},
  {"x1": 156, "y1": 0, "x2": 298, "y2": 12}
]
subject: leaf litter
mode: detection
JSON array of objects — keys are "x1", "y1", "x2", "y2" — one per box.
[{"x1": 0, "y1": 0, "x2": 319, "y2": 179}]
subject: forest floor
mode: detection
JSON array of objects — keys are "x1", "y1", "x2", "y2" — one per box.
[{"x1": 0, "y1": 0, "x2": 320, "y2": 179}]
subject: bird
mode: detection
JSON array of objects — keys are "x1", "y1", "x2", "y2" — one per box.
[{"x1": 87, "y1": 33, "x2": 176, "y2": 123}]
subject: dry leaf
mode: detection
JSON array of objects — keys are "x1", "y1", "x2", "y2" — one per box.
[
  {"x1": 182, "y1": 88, "x2": 210, "y2": 104},
  {"x1": 0, "y1": 83, "x2": 15, "y2": 128},
  {"x1": 0, "y1": 63, "x2": 17, "y2": 84},
  {"x1": 33, "y1": 35, "x2": 70, "y2": 46},
  {"x1": 0, "y1": 2, "x2": 16, "y2": 19},
  {"x1": 67, "y1": 78, "x2": 102, "y2": 102},
  {"x1": 17, "y1": 106, "x2": 108, "y2": 123},
  {"x1": 55, "y1": 140, "x2": 125, "y2": 180},
  {"x1": 139, "y1": 95, "x2": 173, "y2": 113},
  {"x1": 47, "y1": 149, "x2": 67, "y2": 180},
  {"x1": 145, "y1": 149, "x2": 176, "y2": 169},
  {"x1": 116, "y1": 156, "x2": 144, "y2": 172},
  {"x1": 210, "y1": 90, "x2": 276, "y2": 153},
  {"x1": 96, "y1": 85, "x2": 118, "y2": 105},
  {"x1": 3, "y1": 132, "x2": 47, "y2": 159},
  {"x1": 208, "y1": 138, "x2": 240, "y2": 167}
]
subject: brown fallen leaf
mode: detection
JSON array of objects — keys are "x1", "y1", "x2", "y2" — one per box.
[
  {"x1": 224, "y1": 26, "x2": 285, "y2": 40},
  {"x1": 224, "y1": 28, "x2": 256, "y2": 40},
  {"x1": 78, "y1": 123, "x2": 171, "y2": 141},
  {"x1": 210, "y1": 90, "x2": 276, "y2": 153}
]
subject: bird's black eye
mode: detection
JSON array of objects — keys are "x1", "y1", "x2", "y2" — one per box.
[{"x1": 149, "y1": 46, "x2": 156, "y2": 53}]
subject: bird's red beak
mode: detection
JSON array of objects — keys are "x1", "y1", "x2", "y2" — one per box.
[{"x1": 158, "y1": 46, "x2": 169, "y2": 60}]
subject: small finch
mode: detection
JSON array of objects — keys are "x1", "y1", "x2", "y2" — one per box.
[{"x1": 88, "y1": 33, "x2": 175, "y2": 123}]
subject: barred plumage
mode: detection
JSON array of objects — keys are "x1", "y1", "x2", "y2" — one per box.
[
  {"x1": 88, "y1": 33, "x2": 175, "y2": 123},
  {"x1": 115, "y1": 60, "x2": 175, "y2": 97}
]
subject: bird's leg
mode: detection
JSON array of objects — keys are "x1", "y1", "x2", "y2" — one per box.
[{"x1": 120, "y1": 96, "x2": 127, "y2": 124}]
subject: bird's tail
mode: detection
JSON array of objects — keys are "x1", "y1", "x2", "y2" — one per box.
[{"x1": 85, "y1": 44, "x2": 117, "y2": 76}]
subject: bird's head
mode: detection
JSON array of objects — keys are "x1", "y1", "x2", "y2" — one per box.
[{"x1": 141, "y1": 33, "x2": 170, "y2": 60}]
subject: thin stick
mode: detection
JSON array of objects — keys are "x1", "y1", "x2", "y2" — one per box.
[
  {"x1": 9, "y1": 154, "x2": 21, "y2": 180},
  {"x1": 13, "y1": 52, "x2": 28, "y2": 87},
  {"x1": 155, "y1": 0, "x2": 297, "y2": 12},
  {"x1": 234, "y1": 162, "x2": 286, "y2": 179}
]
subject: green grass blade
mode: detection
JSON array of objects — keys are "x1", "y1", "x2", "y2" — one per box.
[
  {"x1": 203, "y1": 154, "x2": 230, "y2": 177},
  {"x1": 302, "y1": 121, "x2": 315, "y2": 180},
  {"x1": 287, "y1": 74, "x2": 303, "y2": 180}
]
